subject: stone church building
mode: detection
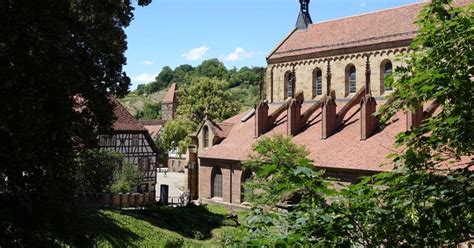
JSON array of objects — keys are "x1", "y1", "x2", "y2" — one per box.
[{"x1": 185, "y1": 0, "x2": 472, "y2": 205}]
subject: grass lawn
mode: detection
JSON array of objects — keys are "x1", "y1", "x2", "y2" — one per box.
[{"x1": 86, "y1": 204, "x2": 246, "y2": 247}]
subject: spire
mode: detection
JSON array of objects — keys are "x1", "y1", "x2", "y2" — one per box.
[{"x1": 296, "y1": 0, "x2": 313, "y2": 29}]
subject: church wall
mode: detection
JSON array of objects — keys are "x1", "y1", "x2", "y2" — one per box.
[
  {"x1": 199, "y1": 158, "x2": 243, "y2": 204},
  {"x1": 268, "y1": 47, "x2": 406, "y2": 102}
]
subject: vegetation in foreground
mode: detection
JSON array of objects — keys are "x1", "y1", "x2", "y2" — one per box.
[{"x1": 87, "y1": 204, "x2": 245, "y2": 247}]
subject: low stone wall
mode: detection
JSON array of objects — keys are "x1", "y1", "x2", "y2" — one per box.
[{"x1": 80, "y1": 192, "x2": 156, "y2": 209}]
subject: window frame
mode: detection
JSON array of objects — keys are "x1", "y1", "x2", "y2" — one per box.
[{"x1": 348, "y1": 66, "x2": 357, "y2": 94}]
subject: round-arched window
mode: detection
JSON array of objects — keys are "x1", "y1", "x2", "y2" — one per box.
[
  {"x1": 313, "y1": 68, "x2": 323, "y2": 97},
  {"x1": 348, "y1": 65, "x2": 357, "y2": 94},
  {"x1": 212, "y1": 167, "x2": 223, "y2": 198}
]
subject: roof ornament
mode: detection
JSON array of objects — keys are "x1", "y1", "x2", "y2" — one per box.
[{"x1": 296, "y1": 0, "x2": 313, "y2": 29}]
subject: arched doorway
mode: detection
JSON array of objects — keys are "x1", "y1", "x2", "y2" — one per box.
[
  {"x1": 211, "y1": 167, "x2": 223, "y2": 198},
  {"x1": 241, "y1": 170, "x2": 253, "y2": 203}
]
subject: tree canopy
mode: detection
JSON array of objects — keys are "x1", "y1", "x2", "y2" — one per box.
[{"x1": 0, "y1": 0, "x2": 150, "y2": 245}]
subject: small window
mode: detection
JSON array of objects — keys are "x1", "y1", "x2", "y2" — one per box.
[
  {"x1": 203, "y1": 126, "x2": 209, "y2": 148},
  {"x1": 348, "y1": 66, "x2": 357, "y2": 94},
  {"x1": 383, "y1": 61, "x2": 393, "y2": 91},
  {"x1": 99, "y1": 135, "x2": 116, "y2": 146},
  {"x1": 131, "y1": 134, "x2": 139, "y2": 146},
  {"x1": 313, "y1": 69, "x2": 323, "y2": 97}
]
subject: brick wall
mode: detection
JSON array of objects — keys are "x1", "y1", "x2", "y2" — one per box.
[{"x1": 199, "y1": 158, "x2": 243, "y2": 204}]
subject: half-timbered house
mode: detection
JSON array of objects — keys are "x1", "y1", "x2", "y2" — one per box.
[{"x1": 98, "y1": 98, "x2": 159, "y2": 192}]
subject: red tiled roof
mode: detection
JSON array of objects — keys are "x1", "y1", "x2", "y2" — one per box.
[
  {"x1": 142, "y1": 124, "x2": 163, "y2": 140},
  {"x1": 163, "y1": 83, "x2": 177, "y2": 103},
  {"x1": 139, "y1": 120, "x2": 166, "y2": 139},
  {"x1": 110, "y1": 98, "x2": 147, "y2": 132},
  {"x1": 200, "y1": 102, "x2": 406, "y2": 172},
  {"x1": 267, "y1": 0, "x2": 473, "y2": 61}
]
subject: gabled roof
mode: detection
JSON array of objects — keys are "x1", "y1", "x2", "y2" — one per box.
[
  {"x1": 163, "y1": 83, "x2": 177, "y2": 104},
  {"x1": 110, "y1": 98, "x2": 147, "y2": 132},
  {"x1": 195, "y1": 114, "x2": 242, "y2": 141},
  {"x1": 267, "y1": 2, "x2": 423, "y2": 61},
  {"x1": 267, "y1": 0, "x2": 474, "y2": 62}
]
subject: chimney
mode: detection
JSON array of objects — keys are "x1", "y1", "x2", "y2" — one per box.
[
  {"x1": 322, "y1": 90, "x2": 337, "y2": 139},
  {"x1": 255, "y1": 100, "x2": 269, "y2": 137},
  {"x1": 406, "y1": 106, "x2": 423, "y2": 130},
  {"x1": 296, "y1": 0, "x2": 313, "y2": 29},
  {"x1": 287, "y1": 92, "x2": 304, "y2": 136}
]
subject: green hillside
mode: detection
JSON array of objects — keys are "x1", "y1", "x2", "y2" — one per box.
[{"x1": 118, "y1": 89, "x2": 167, "y2": 117}]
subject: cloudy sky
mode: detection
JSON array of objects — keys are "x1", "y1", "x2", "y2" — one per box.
[{"x1": 124, "y1": 0, "x2": 420, "y2": 89}]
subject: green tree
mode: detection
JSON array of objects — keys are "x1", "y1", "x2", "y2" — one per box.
[
  {"x1": 0, "y1": 0, "x2": 151, "y2": 245},
  {"x1": 227, "y1": 136, "x2": 354, "y2": 247},
  {"x1": 195, "y1": 59, "x2": 229, "y2": 80},
  {"x1": 110, "y1": 163, "x2": 143, "y2": 194},
  {"x1": 144, "y1": 81, "x2": 164, "y2": 95},
  {"x1": 135, "y1": 84, "x2": 146, "y2": 95},
  {"x1": 136, "y1": 102, "x2": 162, "y2": 120},
  {"x1": 157, "y1": 66, "x2": 174, "y2": 87},
  {"x1": 228, "y1": 66, "x2": 262, "y2": 88},
  {"x1": 172, "y1": 64, "x2": 194, "y2": 85},
  {"x1": 75, "y1": 150, "x2": 123, "y2": 193},
  {"x1": 160, "y1": 118, "x2": 195, "y2": 155},
  {"x1": 371, "y1": 0, "x2": 474, "y2": 245},
  {"x1": 178, "y1": 76, "x2": 240, "y2": 124},
  {"x1": 161, "y1": 76, "x2": 240, "y2": 154}
]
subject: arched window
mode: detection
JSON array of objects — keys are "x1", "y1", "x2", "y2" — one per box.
[
  {"x1": 313, "y1": 68, "x2": 323, "y2": 97},
  {"x1": 284, "y1": 71, "x2": 295, "y2": 98},
  {"x1": 241, "y1": 170, "x2": 253, "y2": 202},
  {"x1": 348, "y1": 65, "x2": 357, "y2": 94},
  {"x1": 211, "y1": 167, "x2": 223, "y2": 198},
  {"x1": 381, "y1": 60, "x2": 393, "y2": 92},
  {"x1": 203, "y1": 126, "x2": 209, "y2": 148}
]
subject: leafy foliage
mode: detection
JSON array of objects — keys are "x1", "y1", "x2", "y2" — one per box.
[
  {"x1": 178, "y1": 76, "x2": 240, "y2": 124},
  {"x1": 229, "y1": 136, "x2": 357, "y2": 247},
  {"x1": 136, "y1": 102, "x2": 162, "y2": 120},
  {"x1": 110, "y1": 163, "x2": 143, "y2": 194},
  {"x1": 160, "y1": 118, "x2": 195, "y2": 155},
  {"x1": 0, "y1": 0, "x2": 150, "y2": 245},
  {"x1": 75, "y1": 150, "x2": 123, "y2": 193},
  {"x1": 160, "y1": 76, "x2": 242, "y2": 154}
]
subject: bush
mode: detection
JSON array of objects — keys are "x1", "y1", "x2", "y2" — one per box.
[
  {"x1": 75, "y1": 150, "x2": 123, "y2": 193},
  {"x1": 110, "y1": 163, "x2": 143, "y2": 193}
]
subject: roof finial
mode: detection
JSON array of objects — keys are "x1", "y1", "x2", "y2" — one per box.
[{"x1": 296, "y1": 0, "x2": 312, "y2": 29}]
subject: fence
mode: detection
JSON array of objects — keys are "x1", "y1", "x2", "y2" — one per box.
[{"x1": 79, "y1": 192, "x2": 156, "y2": 209}]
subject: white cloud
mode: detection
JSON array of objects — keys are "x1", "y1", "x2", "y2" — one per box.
[
  {"x1": 359, "y1": 1, "x2": 366, "y2": 7},
  {"x1": 181, "y1": 46, "x2": 209, "y2": 61},
  {"x1": 131, "y1": 73, "x2": 158, "y2": 84},
  {"x1": 143, "y1": 60, "x2": 154, "y2": 65},
  {"x1": 224, "y1": 47, "x2": 254, "y2": 62}
]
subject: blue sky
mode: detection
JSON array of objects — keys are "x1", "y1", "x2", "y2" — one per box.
[{"x1": 124, "y1": 0, "x2": 420, "y2": 89}]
